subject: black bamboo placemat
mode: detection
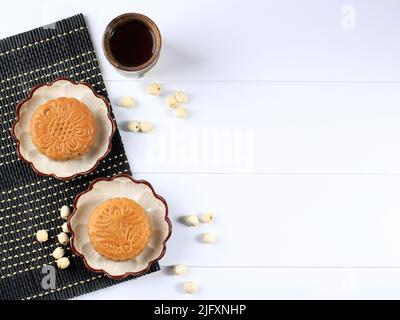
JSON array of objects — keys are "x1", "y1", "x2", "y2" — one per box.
[{"x1": 0, "y1": 14, "x2": 159, "y2": 300}]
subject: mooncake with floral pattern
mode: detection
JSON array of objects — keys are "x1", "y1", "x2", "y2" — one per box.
[
  {"x1": 30, "y1": 97, "x2": 96, "y2": 160},
  {"x1": 88, "y1": 197, "x2": 151, "y2": 261}
]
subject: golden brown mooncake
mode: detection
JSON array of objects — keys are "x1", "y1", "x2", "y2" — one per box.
[
  {"x1": 30, "y1": 97, "x2": 96, "y2": 160},
  {"x1": 88, "y1": 198, "x2": 151, "y2": 261}
]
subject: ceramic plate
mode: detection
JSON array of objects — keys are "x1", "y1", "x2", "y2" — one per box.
[
  {"x1": 12, "y1": 77, "x2": 115, "y2": 180},
  {"x1": 68, "y1": 174, "x2": 172, "y2": 279}
]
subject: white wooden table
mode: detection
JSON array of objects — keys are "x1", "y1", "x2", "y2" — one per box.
[{"x1": 2, "y1": 0, "x2": 400, "y2": 299}]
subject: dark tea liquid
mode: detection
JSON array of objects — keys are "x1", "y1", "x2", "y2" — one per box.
[{"x1": 109, "y1": 20, "x2": 155, "y2": 67}]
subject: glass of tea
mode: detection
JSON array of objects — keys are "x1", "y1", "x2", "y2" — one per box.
[{"x1": 103, "y1": 13, "x2": 162, "y2": 77}]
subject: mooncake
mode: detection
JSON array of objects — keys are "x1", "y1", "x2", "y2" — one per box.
[
  {"x1": 88, "y1": 198, "x2": 151, "y2": 261},
  {"x1": 30, "y1": 97, "x2": 96, "y2": 160}
]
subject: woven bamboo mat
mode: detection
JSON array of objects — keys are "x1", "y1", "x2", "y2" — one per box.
[{"x1": 0, "y1": 14, "x2": 159, "y2": 300}]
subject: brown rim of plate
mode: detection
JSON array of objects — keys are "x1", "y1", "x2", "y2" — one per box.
[
  {"x1": 103, "y1": 13, "x2": 162, "y2": 73},
  {"x1": 67, "y1": 173, "x2": 172, "y2": 280},
  {"x1": 11, "y1": 77, "x2": 116, "y2": 181}
]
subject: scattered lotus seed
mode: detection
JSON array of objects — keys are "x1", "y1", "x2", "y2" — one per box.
[
  {"x1": 61, "y1": 222, "x2": 70, "y2": 233},
  {"x1": 200, "y1": 212, "x2": 214, "y2": 224},
  {"x1": 60, "y1": 205, "x2": 70, "y2": 219},
  {"x1": 175, "y1": 91, "x2": 188, "y2": 103},
  {"x1": 119, "y1": 96, "x2": 135, "y2": 108},
  {"x1": 139, "y1": 121, "x2": 154, "y2": 133},
  {"x1": 202, "y1": 233, "x2": 217, "y2": 244},
  {"x1": 183, "y1": 281, "x2": 198, "y2": 294},
  {"x1": 147, "y1": 83, "x2": 161, "y2": 95},
  {"x1": 127, "y1": 121, "x2": 141, "y2": 133},
  {"x1": 52, "y1": 247, "x2": 65, "y2": 260},
  {"x1": 166, "y1": 95, "x2": 179, "y2": 108},
  {"x1": 172, "y1": 264, "x2": 187, "y2": 275},
  {"x1": 175, "y1": 106, "x2": 188, "y2": 118},
  {"x1": 56, "y1": 257, "x2": 70, "y2": 269},
  {"x1": 36, "y1": 230, "x2": 48, "y2": 243},
  {"x1": 57, "y1": 232, "x2": 70, "y2": 245},
  {"x1": 184, "y1": 215, "x2": 199, "y2": 227}
]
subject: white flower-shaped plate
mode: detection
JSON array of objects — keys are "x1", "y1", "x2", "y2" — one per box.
[
  {"x1": 12, "y1": 78, "x2": 115, "y2": 180},
  {"x1": 68, "y1": 174, "x2": 172, "y2": 279}
]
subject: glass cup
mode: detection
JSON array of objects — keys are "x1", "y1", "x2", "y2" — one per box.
[{"x1": 103, "y1": 13, "x2": 162, "y2": 78}]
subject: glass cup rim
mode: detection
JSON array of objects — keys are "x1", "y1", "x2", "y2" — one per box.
[{"x1": 103, "y1": 13, "x2": 162, "y2": 73}]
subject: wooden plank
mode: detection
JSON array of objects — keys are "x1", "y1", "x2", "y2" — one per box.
[
  {"x1": 77, "y1": 267, "x2": 400, "y2": 299},
  {"x1": 134, "y1": 173, "x2": 400, "y2": 267},
  {"x1": 0, "y1": 1, "x2": 399, "y2": 82},
  {"x1": 107, "y1": 80, "x2": 400, "y2": 174}
]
